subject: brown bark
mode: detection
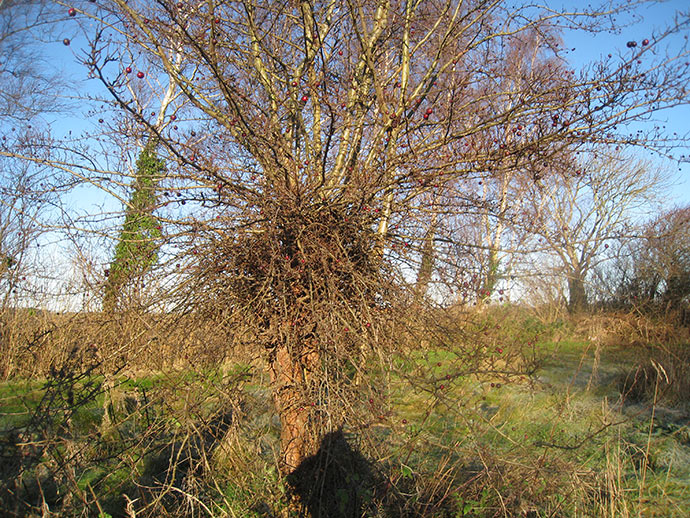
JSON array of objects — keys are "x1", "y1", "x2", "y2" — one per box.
[{"x1": 269, "y1": 341, "x2": 320, "y2": 476}]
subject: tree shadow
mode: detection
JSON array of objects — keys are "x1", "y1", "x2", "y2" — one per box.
[
  {"x1": 99, "y1": 407, "x2": 236, "y2": 517},
  {"x1": 287, "y1": 429, "x2": 377, "y2": 518},
  {"x1": 0, "y1": 431, "x2": 55, "y2": 517}
]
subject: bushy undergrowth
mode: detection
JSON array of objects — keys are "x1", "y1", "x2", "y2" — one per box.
[
  {"x1": 0, "y1": 305, "x2": 688, "y2": 517},
  {"x1": 0, "y1": 309, "x2": 239, "y2": 381},
  {"x1": 570, "y1": 310, "x2": 690, "y2": 406}
]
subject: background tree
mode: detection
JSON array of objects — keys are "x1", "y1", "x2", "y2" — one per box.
[
  {"x1": 614, "y1": 205, "x2": 690, "y2": 313},
  {"x1": 0, "y1": 0, "x2": 73, "y2": 297},
  {"x1": 0, "y1": 150, "x2": 46, "y2": 309},
  {"x1": 0, "y1": 129, "x2": 65, "y2": 378},
  {"x1": 465, "y1": 27, "x2": 567, "y2": 301},
  {"x1": 103, "y1": 143, "x2": 164, "y2": 312},
  {"x1": 522, "y1": 151, "x2": 668, "y2": 312},
  {"x1": 0, "y1": 1, "x2": 79, "y2": 380},
  {"x1": 97, "y1": 30, "x2": 183, "y2": 313},
  {"x1": 0, "y1": 0, "x2": 69, "y2": 121},
  {"x1": 651, "y1": 207, "x2": 690, "y2": 310}
]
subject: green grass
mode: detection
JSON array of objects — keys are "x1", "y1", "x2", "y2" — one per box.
[
  {"x1": 0, "y1": 378, "x2": 44, "y2": 430},
  {"x1": 381, "y1": 335, "x2": 690, "y2": 517},
  {"x1": 1, "y1": 339, "x2": 688, "y2": 517}
]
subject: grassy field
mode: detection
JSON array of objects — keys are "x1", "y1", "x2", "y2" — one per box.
[{"x1": 1, "y1": 317, "x2": 689, "y2": 517}]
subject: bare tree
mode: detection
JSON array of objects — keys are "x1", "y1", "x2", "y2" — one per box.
[
  {"x1": 0, "y1": 0, "x2": 68, "y2": 121},
  {"x1": 3, "y1": 1, "x2": 690, "y2": 503},
  {"x1": 0, "y1": 156, "x2": 44, "y2": 309},
  {"x1": 522, "y1": 151, "x2": 668, "y2": 312},
  {"x1": 0, "y1": 0, "x2": 80, "y2": 314},
  {"x1": 0, "y1": 127, "x2": 63, "y2": 378},
  {"x1": 614, "y1": 205, "x2": 690, "y2": 313},
  {"x1": 459, "y1": 26, "x2": 568, "y2": 301}
]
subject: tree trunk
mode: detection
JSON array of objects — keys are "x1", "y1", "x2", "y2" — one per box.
[
  {"x1": 481, "y1": 248, "x2": 500, "y2": 300},
  {"x1": 268, "y1": 341, "x2": 320, "y2": 476},
  {"x1": 567, "y1": 273, "x2": 588, "y2": 313},
  {"x1": 415, "y1": 225, "x2": 436, "y2": 303}
]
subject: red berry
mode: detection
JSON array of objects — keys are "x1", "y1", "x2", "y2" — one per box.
[
  {"x1": 170, "y1": 114, "x2": 176, "y2": 121},
  {"x1": 369, "y1": 398, "x2": 374, "y2": 404},
  {"x1": 137, "y1": 71, "x2": 145, "y2": 78},
  {"x1": 642, "y1": 39, "x2": 649, "y2": 46},
  {"x1": 402, "y1": 419, "x2": 407, "y2": 424},
  {"x1": 338, "y1": 50, "x2": 343, "y2": 55},
  {"x1": 440, "y1": 384, "x2": 445, "y2": 390},
  {"x1": 68, "y1": 8, "x2": 76, "y2": 17},
  {"x1": 63, "y1": 38, "x2": 71, "y2": 46},
  {"x1": 426, "y1": 108, "x2": 433, "y2": 115},
  {"x1": 496, "y1": 347, "x2": 503, "y2": 354},
  {"x1": 301, "y1": 95, "x2": 308, "y2": 102},
  {"x1": 125, "y1": 66, "x2": 132, "y2": 74}
]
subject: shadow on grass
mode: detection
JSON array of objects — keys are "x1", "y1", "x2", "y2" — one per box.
[
  {"x1": 287, "y1": 429, "x2": 460, "y2": 518},
  {"x1": 288, "y1": 429, "x2": 377, "y2": 518},
  {"x1": 0, "y1": 431, "x2": 56, "y2": 517},
  {"x1": 100, "y1": 408, "x2": 236, "y2": 517}
]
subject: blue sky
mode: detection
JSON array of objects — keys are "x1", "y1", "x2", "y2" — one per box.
[
  {"x1": 559, "y1": 0, "x2": 690, "y2": 206},
  {"x1": 38, "y1": 0, "x2": 690, "y2": 212}
]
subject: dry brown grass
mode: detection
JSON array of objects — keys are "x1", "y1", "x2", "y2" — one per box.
[
  {"x1": 574, "y1": 311, "x2": 689, "y2": 349},
  {"x1": 0, "y1": 308, "x2": 257, "y2": 381},
  {"x1": 570, "y1": 311, "x2": 690, "y2": 406}
]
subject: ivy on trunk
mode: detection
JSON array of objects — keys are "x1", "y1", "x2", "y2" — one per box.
[{"x1": 103, "y1": 143, "x2": 163, "y2": 312}]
